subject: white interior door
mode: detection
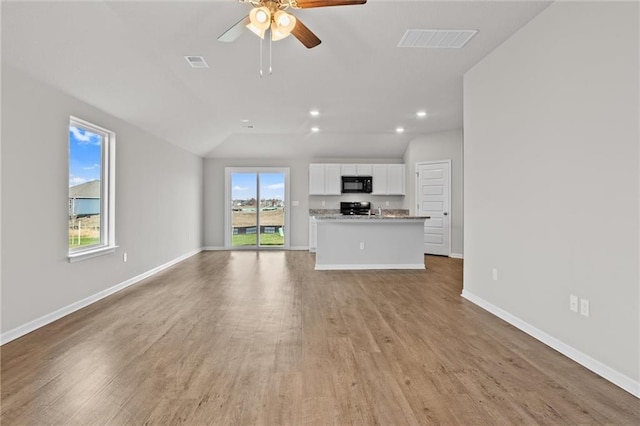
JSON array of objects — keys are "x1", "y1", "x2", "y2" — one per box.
[{"x1": 417, "y1": 161, "x2": 451, "y2": 256}]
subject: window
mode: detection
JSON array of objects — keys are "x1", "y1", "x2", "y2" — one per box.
[{"x1": 68, "y1": 117, "x2": 116, "y2": 262}]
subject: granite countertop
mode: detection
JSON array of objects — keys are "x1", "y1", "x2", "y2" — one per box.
[
  {"x1": 315, "y1": 215, "x2": 429, "y2": 220},
  {"x1": 310, "y1": 209, "x2": 428, "y2": 220}
]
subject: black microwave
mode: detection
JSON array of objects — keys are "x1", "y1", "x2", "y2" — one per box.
[{"x1": 341, "y1": 176, "x2": 373, "y2": 193}]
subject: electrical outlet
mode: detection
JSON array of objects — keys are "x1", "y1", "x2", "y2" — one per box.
[
  {"x1": 292, "y1": 200, "x2": 299, "y2": 206},
  {"x1": 569, "y1": 294, "x2": 578, "y2": 312},
  {"x1": 321, "y1": 200, "x2": 325, "y2": 207},
  {"x1": 385, "y1": 201, "x2": 390, "y2": 206},
  {"x1": 123, "y1": 252, "x2": 128, "y2": 263},
  {"x1": 359, "y1": 242, "x2": 365, "y2": 250},
  {"x1": 492, "y1": 268, "x2": 498, "y2": 281},
  {"x1": 580, "y1": 299, "x2": 590, "y2": 317}
]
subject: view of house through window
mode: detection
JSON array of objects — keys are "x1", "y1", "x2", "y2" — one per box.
[
  {"x1": 68, "y1": 118, "x2": 113, "y2": 253},
  {"x1": 231, "y1": 172, "x2": 285, "y2": 247}
]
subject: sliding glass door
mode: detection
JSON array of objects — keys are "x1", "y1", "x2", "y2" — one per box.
[
  {"x1": 231, "y1": 172, "x2": 258, "y2": 247},
  {"x1": 227, "y1": 168, "x2": 289, "y2": 249}
]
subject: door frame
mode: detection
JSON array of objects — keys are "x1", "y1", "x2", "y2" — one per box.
[
  {"x1": 415, "y1": 160, "x2": 452, "y2": 256},
  {"x1": 224, "y1": 167, "x2": 290, "y2": 250}
]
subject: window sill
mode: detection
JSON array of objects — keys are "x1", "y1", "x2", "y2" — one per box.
[{"x1": 68, "y1": 245, "x2": 118, "y2": 263}]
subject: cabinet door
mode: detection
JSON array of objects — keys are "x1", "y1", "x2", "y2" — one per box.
[
  {"x1": 324, "y1": 164, "x2": 342, "y2": 195},
  {"x1": 309, "y1": 164, "x2": 326, "y2": 195},
  {"x1": 309, "y1": 217, "x2": 317, "y2": 252},
  {"x1": 356, "y1": 164, "x2": 373, "y2": 176},
  {"x1": 371, "y1": 164, "x2": 388, "y2": 195},
  {"x1": 387, "y1": 164, "x2": 405, "y2": 195},
  {"x1": 341, "y1": 164, "x2": 357, "y2": 176}
]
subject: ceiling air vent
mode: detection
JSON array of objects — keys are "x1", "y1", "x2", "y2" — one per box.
[
  {"x1": 185, "y1": 56, "x2": 209, "y2": 68},
  {"x1": 398, "y1": 29, "x2": 478, "y2": 49}
]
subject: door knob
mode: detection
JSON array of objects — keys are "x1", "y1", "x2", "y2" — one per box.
[{"x1": 443, "y1": 212, "x2": 448, "y2": 216}]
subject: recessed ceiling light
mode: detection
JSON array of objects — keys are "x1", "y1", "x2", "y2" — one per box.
[
  {"x1": 241, "y1": 119, "x2": 250, "y2": 123},
  {"x1": 309, "y1": 110, "x2": 320, "y2": 117},
  {"x1": 311, "y1": 126, "x2": 320, "y2": 132},
  {"x1": 416, "y1": 111, "x2": 427, "y2": 118},
  {"x1": 395, "y1": 127, "x2": 405, "y2": 133}
]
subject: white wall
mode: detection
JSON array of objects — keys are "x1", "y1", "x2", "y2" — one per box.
[
  {"x1": 1, "y1": 66, "x2": 203, "y2": 335},
  {"x1": 203, "y1": 158, "x2": 310, "y2": 249},
  {"x1": 403, "y1": 129, "x2": 463, "y2": 256},
  {"x1": 463, "y1": 1, "x2": 639, "y2": 393}
]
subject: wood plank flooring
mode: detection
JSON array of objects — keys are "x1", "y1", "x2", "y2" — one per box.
[{"x1": 1, "y1": 251, "x2": 639, "y2": 425}]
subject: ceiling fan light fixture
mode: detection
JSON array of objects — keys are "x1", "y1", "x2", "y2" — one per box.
[
  {"x1": 247, "y1": 6, "x2": 271, "y2": 38},
  {"x1": 271, "y1": 11, "x2": 297, "y2": 41}
]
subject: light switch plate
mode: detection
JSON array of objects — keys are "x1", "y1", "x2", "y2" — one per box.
[
  {"x1": 580, "y1": 299, "x2": 590, "y2": 317},
  {"x1": 569, "y1": 294, "x2": 578, "y2": 312}
]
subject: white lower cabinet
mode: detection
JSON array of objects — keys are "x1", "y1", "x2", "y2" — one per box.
[{"x1": 309, "y1": 217, "x2": 317, "y2": 252}]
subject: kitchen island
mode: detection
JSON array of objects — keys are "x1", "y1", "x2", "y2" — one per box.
[{"x1": 314, "y1": 215, "x2": 429, "y2": 270}]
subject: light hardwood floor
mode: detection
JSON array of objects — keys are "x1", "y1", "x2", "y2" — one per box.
[{"x1": 1, "y1": 251, "x2": 639, "y2": 425}]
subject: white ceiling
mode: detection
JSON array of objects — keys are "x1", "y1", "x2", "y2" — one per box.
[{"x1": 2, "y1": 0, "x2": 550, "y2": 159}]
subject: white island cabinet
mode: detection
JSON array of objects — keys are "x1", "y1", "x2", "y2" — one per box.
[{"x1": 315, "y1": 216, "x2": 427, "y2": 270}]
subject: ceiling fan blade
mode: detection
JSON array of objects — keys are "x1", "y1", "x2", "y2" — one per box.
[
  {"x1": 294, "y1": 0, "x2": 366, "y2": 9},
  {"x1": 291, "y1": 19, "x2": 321, "y2": 49},
  {"x1": 218, "y1": 16, "x2": 250, "y2": 42}
]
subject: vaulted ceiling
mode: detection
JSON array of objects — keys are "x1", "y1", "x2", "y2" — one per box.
[{"x1": 2, "y1": 0, "x2": 550, "y2": 159}]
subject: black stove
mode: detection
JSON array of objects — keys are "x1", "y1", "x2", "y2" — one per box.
[{"x1": 340, "y1": 201, "x2": 371, "y2": 215}]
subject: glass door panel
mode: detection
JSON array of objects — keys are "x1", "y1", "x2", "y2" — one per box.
[
  {"x1": 231, "y1": 172, "x2": 258, "y2": 247},
  {"x1": 259, "y1": 172, "x2": 285, "y2": 247}
]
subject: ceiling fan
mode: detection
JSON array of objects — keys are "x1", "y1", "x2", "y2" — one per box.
[{"x1": 218, "y1": 0, "x2": 367, "y2": 49}]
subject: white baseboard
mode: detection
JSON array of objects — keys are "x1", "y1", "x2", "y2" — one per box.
[
  {"x1": 315, "y1": 263, "x2": 425, "y2": 271},
  {"x1": 203, "y1": 246, "x2": 310, "y2": 251},
  {"x1": 0, "y1": 249, "x2": 202, "y2": 346},
  {"x1": 450, "y1": 252, "x2": 464, "y2": 259},
  {"x1": 461, "y1": 290, "x2": 640, "y2": 399}
]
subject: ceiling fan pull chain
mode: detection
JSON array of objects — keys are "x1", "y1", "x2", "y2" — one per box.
[
  {"x1": 259, "y1": 36, "x2": 264, "y2": 78},
  {"x1": 269, "y1": 33, "x2": 273, "y2": 75}
]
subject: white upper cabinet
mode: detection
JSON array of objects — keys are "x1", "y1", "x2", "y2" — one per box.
[
  {"x1": 309, "y1": 164, "x2": 326, "y2": 195},
  {"x1": 341, "y1": 164, "x2": 357, "y2": 176},
  {"x1": 372, "y1": 164, "x2": 405, "y2": 195},
  {"x1": 309, "y1": 164, "x2": 341, "y2": 195},
  {"x1": 340, "y1": 164, "x2": 373, "y2": 176},
  {"x1": 371, "y1": 164, "x2": 388, "y2": 195},
  {"x1": 387, "y1": 164, "x2": 405, "y2": 195},
  {"x1": 310, "y1": 163, "x2": 404, "y2": 195},
  {"x1": 324, "y1": 164, "x2": 342, "y2": 195}
]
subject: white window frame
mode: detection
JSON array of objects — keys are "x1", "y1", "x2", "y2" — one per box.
[{"x1": 68, "y1": 116, "x2": 117, "y2": 262}]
